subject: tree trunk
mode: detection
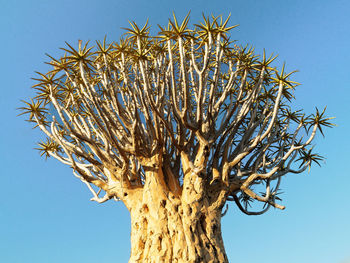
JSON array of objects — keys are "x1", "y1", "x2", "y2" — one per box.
[{"x1": 126, "y1": 170, "x2": 229, "y2": 263}]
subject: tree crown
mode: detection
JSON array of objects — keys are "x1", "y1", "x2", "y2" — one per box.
[{"x1": 19, "y1": 13, "x2": 334, "y2": 214}]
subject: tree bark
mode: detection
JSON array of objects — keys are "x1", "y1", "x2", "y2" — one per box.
[{"x1": 126, "y1": 167, "x2": 228, "y2": 263}]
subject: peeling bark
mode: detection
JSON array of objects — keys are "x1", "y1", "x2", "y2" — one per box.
[{"x1": 127, "y1": 168, "x2": 228, "y2": 263}]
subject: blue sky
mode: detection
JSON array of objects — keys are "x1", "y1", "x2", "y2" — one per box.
[{"x1": 1, "y1": 0, "x2": 349, "y2": 262}]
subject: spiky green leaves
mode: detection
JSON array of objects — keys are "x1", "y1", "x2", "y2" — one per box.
[
  {"x1": 18, "y1": 99, "x2": 47, "y2": 122},
  {"x1": 308, "y1": 107, "x2": 335, "y2": 136},
  {"x1": 35, "y1": 138, "x2": 62, "y2": 159},
  {"x1": 96, "y1": 36, "x2": 113, "y2": 56},
  {"x1": 271, "y1": 63, "x2": 300, "y2": 102},
  {"x1": 122, "y1": 19, "x2": 150, "y2": 43},
  {"x1": 282, "y1": 108, "x2": 304, "y2": 123},
  {"x1": 195, "y1": 13, "x2": 238, "y2": 41},
  {"x1": 60, "y1": 41, "x2": 94, "y2": 68},
  {"x1": 255, "y1": 49, "x2": 278, "y2": 73},
  {"x1": 238, "y1": 191, "x2": 254, "y2": 210},
  {"x1": 159, "y1": 12, "x2": 192, "y2": 40},
  {"x1": 214, "y1": 14, "x2": 239, "y2": 39},
  {"x1": 297, "y1": 148, "x2": 324, "y2": 172}
]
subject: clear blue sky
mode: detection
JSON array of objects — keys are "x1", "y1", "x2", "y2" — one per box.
[{"x1": 1, "y1": 0, "x2": 349, "y2": 262}]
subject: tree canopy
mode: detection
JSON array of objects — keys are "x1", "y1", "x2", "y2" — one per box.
[{"x1": 20, "y1": 13, "x2": 334, "y2": 215}]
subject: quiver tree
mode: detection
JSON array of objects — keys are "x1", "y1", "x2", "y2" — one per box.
[{"x1": 20, "y1": 13, "x2": 334, "y2": 263}]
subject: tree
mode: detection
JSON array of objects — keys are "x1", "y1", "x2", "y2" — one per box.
[{"x1": 20, "y1": 13, "x2": 334, "y2": 263}]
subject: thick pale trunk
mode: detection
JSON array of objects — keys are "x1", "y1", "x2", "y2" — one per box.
[{"x1": 127, "y1": 174, "x2": 228, "y2": 263}]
